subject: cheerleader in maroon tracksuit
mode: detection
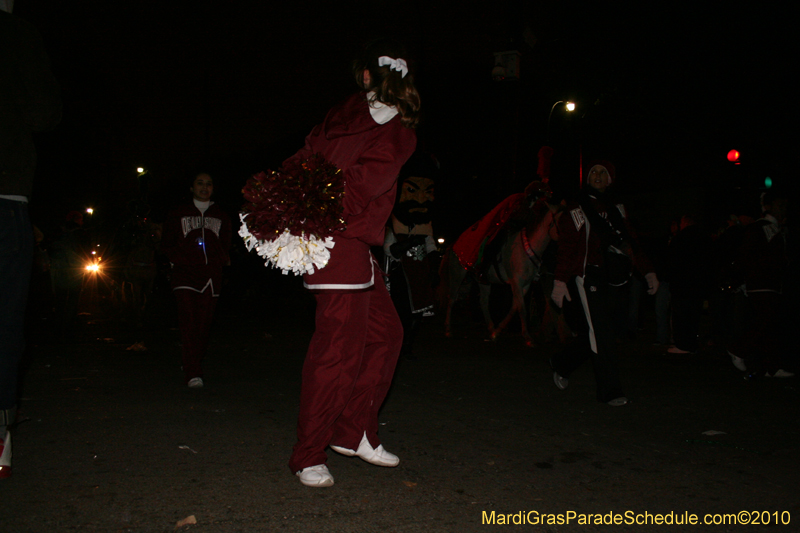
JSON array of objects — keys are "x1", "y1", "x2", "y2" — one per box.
[
  {"x1": 160, "y1": 173, "x2": 232, "y2": 388},
  {"x1": 285, "y1": 40, "x2": 419, "y2": 487}
]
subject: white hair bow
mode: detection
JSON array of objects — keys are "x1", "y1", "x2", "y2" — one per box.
[{"x1": 378, "y1": 56, "x2": 408, "y2": 78}]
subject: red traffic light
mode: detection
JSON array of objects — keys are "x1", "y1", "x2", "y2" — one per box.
[{"x1": 727, "y1": 149, "x2": 741, "y2": 164}]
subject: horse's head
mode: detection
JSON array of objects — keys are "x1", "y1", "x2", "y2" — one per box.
[{"x1": 525, "y1": 198, "x2": 563, "y2": 250}]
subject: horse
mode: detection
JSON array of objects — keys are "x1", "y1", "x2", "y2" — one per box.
[{"x1": 441, "y1": 196, "x2": 562, "y2": 347}]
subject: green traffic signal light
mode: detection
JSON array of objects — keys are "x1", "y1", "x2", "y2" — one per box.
[{"x1": 764, "y1": 177, "x2": 773, "y2": 189}]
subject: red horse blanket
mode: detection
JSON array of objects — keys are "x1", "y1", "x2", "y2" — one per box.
[{"x1": 452, "y1": 193, "x2": 525, "y2": 272}]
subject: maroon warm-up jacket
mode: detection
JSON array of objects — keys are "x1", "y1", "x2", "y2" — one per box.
[
  {"x1": 161, "y1": 201, "x2": 232, "y2": 296},
  {"x1": 284, "y1": 91, "x2": 416, "y2": 291}
]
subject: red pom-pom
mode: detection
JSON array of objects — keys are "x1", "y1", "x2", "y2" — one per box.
[{"x1": 241, "y1": 154, "x2": 346, "y2": 241}]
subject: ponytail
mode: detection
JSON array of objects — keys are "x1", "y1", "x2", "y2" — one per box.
[{"x1": 353, "y1": 39, "x2": 421, "y2": 128}]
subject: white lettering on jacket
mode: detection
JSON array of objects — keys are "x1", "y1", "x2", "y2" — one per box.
[
  {"x1": 180, "y1": 216, "x2": 222, "y2": 238},
  {"x1": 570, "y1": 208, "x2": 585, "y2": 231}
]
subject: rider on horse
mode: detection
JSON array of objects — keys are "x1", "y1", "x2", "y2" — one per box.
[{"x1": 451, "y1": 180, "x2": 553, "y2": 281}]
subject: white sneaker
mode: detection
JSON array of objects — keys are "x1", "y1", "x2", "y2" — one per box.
[
  {"x1": 728, "y1": 351, "x2": 747, "y2": 371},
  {"x1": 607, "y1": 397, "x2": 629, "y2": 407},
  {"x1": 765, "y1": 369, "x2": 795, "y2": 378},
  {"x1": 187, "y1": 377, "x2": 204, "y2": 388},
  {"x1": 0, "y1": 430, "x2": 11, "y2": 478},
  {"x1": 553, "y1": 372, "x2": 569, "y2": 390},
  {"x1": 296, "y1": 464, "x2": 334, "y2": 487},
  {"x1": 330, "y1": 432, "x2": 399, "y2": 467}
]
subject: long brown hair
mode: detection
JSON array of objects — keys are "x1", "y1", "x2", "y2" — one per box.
[{"x1": 353, "y1": 39, "x2": 421, "y2": 129}]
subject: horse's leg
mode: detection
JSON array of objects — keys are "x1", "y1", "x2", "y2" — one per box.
[
  {"x1": 444, "y1": 281, "x2": 457, "y2": 338},
  {"x1": 478, "y1": 282, "x2": 495, "y2": 336},
  {"x1": 489, "y1": 235, "x2": 535, "y2": 346},
  {"x1": 489, "y1": 297, "x2": 515, "y2": 340},
  {"x1": 490, "y1": 278, "x2": 533, "y2": 346},
  {"x1": 444, "y1": 250, "x2": 467, "y2": 338},
  {"x1": 516, "y1": 279, "x2": 534, "y2": 347}
]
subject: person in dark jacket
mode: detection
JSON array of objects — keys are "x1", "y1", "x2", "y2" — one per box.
[
  {"x1": 1, "y1": 5, "x2": 62, "y2": 478},
  {"x1": 549, "y1": 161, "x2": 658, "y2": 406},
  {"x1": 665, "y1": 213, "x2": 713, "y2": 354},
  {"x1": 160, "y1": 173, "x2": 232, "y2": 389},
  {"x1": 727, "y1": 191, "x2": 794, "y2": 378}
]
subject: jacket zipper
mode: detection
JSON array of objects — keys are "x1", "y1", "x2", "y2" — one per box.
[{"x1": 201, "y1": 212, "x2": 208, "y2": 265}]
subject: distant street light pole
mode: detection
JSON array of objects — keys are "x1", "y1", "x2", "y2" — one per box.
[
  {"x1": 133, "y1": 167, "x2": 151, "y2": 218},
  {"x1": 545, "y1": 101, "x2": 581, "y2": 188},
  {"x1": 546, "y1": 100, "x2": 575, "y2": 143}
]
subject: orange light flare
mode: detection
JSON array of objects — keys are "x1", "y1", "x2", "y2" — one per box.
[
  {"x1": 80, "y1": 253, "x2": 117, "y2": 312},
  {"x1": 84, "y1": 254, "x2": 104, "y2": 274}
]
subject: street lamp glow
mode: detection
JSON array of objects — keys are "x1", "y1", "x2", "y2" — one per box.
[
  {"x1": 86, "y1": 208, "x2": 93, "y2": 214},
  {"x1": 137, "y1": 167, "x2": 145, "y2": 174},
  {"x1": 547, "y1": 100, "x2": 576, "y2": 142}
]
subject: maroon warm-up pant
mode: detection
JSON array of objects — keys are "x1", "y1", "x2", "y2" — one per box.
[
  {"x1": 289, "y1": 279, "x2": 402, "y2": 473},
  {"x1": 174, "y1": 288, "x2": 218, "y2": 382}
]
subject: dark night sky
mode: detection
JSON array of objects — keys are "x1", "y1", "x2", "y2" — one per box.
[{"x1": 15, "y1": 1, "x2": 797, "y2": 237}]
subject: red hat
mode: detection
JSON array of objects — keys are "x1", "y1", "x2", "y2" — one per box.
[{"x1": 585, "y1": 160, "x2": 616, "y2": 185}]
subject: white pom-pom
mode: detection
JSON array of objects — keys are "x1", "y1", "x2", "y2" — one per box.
[{"x1": 239, "y1": 226, "x2": 336, "y2": 276}]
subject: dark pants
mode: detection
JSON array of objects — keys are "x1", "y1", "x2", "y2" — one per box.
[
  {"x1": 710, "y1": 288, "x2": 747, "y2": 347},
  {"x1": 0, "y1": 199, "x2": 33, "y2": 418},
  {"x1": 51, "y1": 268, "x2": 82, "y2": 340},
  {"x1": 289, "y1": 279, "x2": 402, "y2": 473},
  {"x1": 626, "y1": 275, "x2": 645, "y2": 336},
  {"x1": 388, "y1": 266, "x2": 421, "y2": 355},
  {"x1": 551, "y1": 267, "x2": 624, "y2": 403},
  {"x1": 654, "y1": 281, "x2": 671, "y2": 344},
  {"x1": 671, "y1": 293, "x2": 703, "y2": 352},
  {"x1": 728, "y1": 292, "x2": 785, "y2": 374},
  {"x1": 174, "y1": 288, "x2": 218, "y2": 382}
]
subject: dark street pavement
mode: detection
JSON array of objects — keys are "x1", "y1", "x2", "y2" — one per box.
[{"x1": 2, "y1": 281, "x2": 799, "y2": 532}]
